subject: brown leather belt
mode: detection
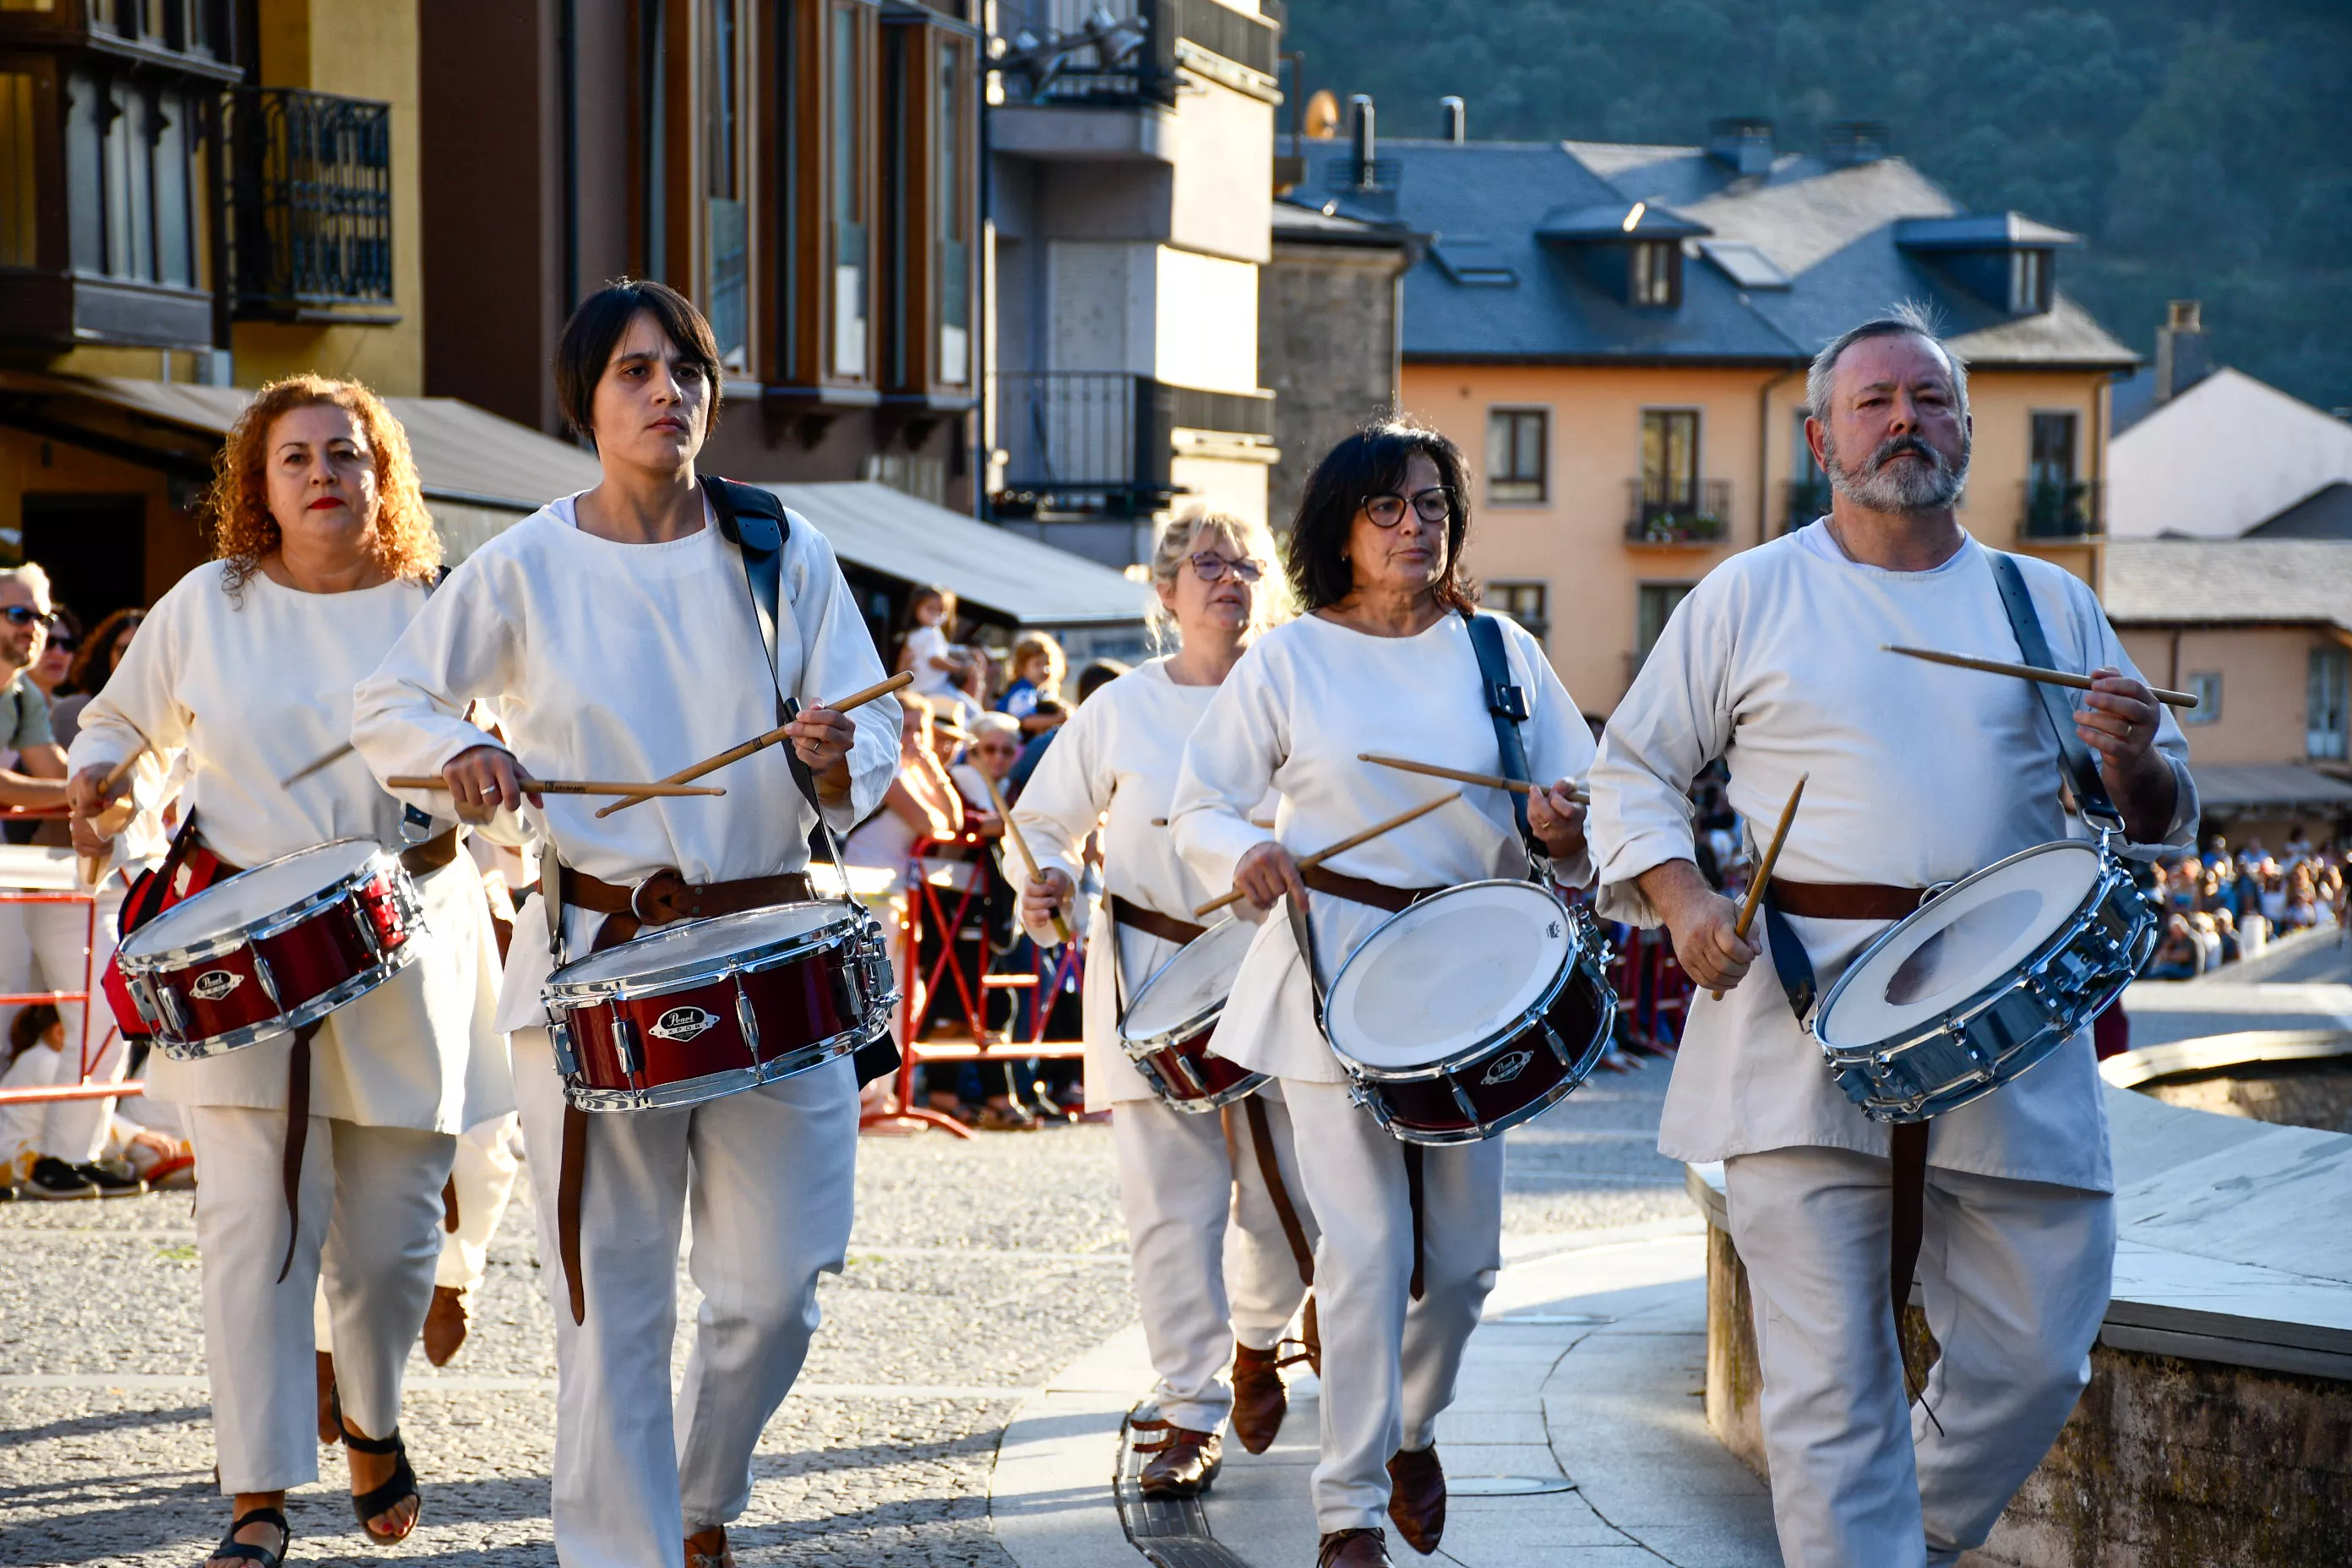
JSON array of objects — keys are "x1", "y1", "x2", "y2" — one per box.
[
  {"x1": 553, "y1": 865, "x2": 815, "y2": 928},
  {"x1": 1767, "y1": 878, "x2": 1932, "y2": 922},
  {"x1": 1111, "y1": 895, "x2": 1205, "y2": 947},
  {"x1": 1302, "y1": 866, "x2": 1447, "y2": 915}
]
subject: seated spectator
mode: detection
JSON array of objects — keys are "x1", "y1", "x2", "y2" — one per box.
[
  {"x1": 2186, "y1": 911, "x2": 2221, "y2": 972},
  {"x1": 950, "y1": 712, "x2": 1024, "y2": 828},
  {"x1": 49, "y1": 607, "x2": 145, "y2": 749},
  {"x1": 2210, "y1": 906, "x2": 2241, "y2": 966},
  {"x1": 0, "y1": 1004, "x2": 161, "y2": 1199},
  {"x1": 997, "y1": 633, "x2": 1068, "y2": 737},
  {"x1": 2282, "y1": 865, "x2": 2321, "y2": 930},
  {"x1": 2145, "y1": 916, "x2": 2200, "y2": 981}
]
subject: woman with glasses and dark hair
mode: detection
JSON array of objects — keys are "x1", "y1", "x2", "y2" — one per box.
[
  {"x1": 1012, "y1": 508, "x2": 1320, "y2": 1492},
  {"x1": 1168, "y1": 425, "x2": 1596, "y2": 1568},
  {"x1": 50, "y1": 607, "x2": 146, "y2": 747},
  {"x1": 353, "y1": 278, "x2": 900, "y2": 1568}
]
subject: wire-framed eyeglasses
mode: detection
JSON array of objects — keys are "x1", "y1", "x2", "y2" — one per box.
[
  {"x1": 1189, "y1": 553, "x2": 1265, "y2": 583},
  {"x1": 1362, "y1": 487, "x2": 1454, "y2": 528}
]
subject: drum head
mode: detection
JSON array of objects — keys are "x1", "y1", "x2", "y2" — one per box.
[
  {"x1": 1326, "y1": 882, "x2": 1571, "y2": 1070},
  {"x1": 550, "y1": 902, "x2": 852, "y2": 988},
  {"x1": 121, "y1": 839, "x2": 383, "y2": 957},
  {"x1": 1820, "y1": 841, "x2": 2102, "y2": 1046},
  {"x1": 1122, "y1": 917, "x2": 1257, "y2": 1043}
]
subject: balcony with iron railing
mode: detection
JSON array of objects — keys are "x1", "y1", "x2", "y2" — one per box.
[
  {"x1": 1782, "y1": 475, "x2": 1832, "y2": 534},
  {"x1": 990, "y1": 370, "x2": 1273, "y2": 520},
  {"x1": 993, "y1": 0, "x2": 1277, "y2": 109},
  {"x1": 1625, "y1": 476, "x2": 1731, "y2": 545},
  {"x1": 224, "y1": 86, "x2": 396, "y2": 322},
  {"x1": 2020, "y1": 476, "x2": 2103, "y2": 540}
]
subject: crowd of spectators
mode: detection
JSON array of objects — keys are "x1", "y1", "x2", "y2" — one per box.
[{"x1": 2143, "y1": 832, "x2": 2349, "y2": 980}]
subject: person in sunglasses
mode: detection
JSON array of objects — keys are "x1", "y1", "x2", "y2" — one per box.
[
  {"x1": 1013, "y1": 508, "x2": 1321, "y2": 1493},
  {"x1": 1169, "y1": 425, "x2": 1595, "y2": 1568},
  {"x1": 0, "y1": 568, "x2": 69, "y2": 816}
]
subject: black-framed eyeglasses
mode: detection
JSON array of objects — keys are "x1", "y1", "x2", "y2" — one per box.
[
  {"x1": 1362, "y1": 487, "x2": 1454, "y2": 528},
  {"x1": 1189, "y1": 553, "x2": 1264, "y2": 583},
  {"x1": 0, "y1": 607, "x2": 53, "y2": 628}
]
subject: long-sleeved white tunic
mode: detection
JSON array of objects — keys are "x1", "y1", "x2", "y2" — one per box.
[
  {"x1": 1169, "y1": 612, "x2": 1596, "y2": 1084},
  {"x1": 1588, "y1": 525, "x2": 2197, "y2": 1191},
  {"x1": 67, "y1": 563, "x2": 509, "y2": 1131},
  {"x1": 1010, "y1": 658, "x2": 1243, "y2": 1109},
  {"x1": 351, "y1": 495, "x2": 899, "y2": 1032}
]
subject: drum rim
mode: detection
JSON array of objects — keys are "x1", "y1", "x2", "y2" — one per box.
[
  {"x1": 117, "y1": 837, "x2": 402, "y2": 972},
  {"x1": 559, "y1": 1024, "x2": 868, "y2": 1112},
  {"x1": 1115, "y1": 915, "x2": 1252, "y2": 1054},
  {"x1": 148, "y1": 945, "x2": 422, "y2": 1059},
  {"x1": 1323, "y1": 879, "x2": 1594, "y2": 1081},
  {"x1": 1813, "y1": 839, "x2": 2132, "y2": 1057},
  {"x1": 543, "y1": 899, "x2": 869, "y2": 1006}
]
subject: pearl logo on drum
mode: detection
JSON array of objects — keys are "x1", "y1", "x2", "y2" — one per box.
[
  {"x1": 189, "y1": 970, "x2": 243, "y2": 1002},
  {"x1": 648, "y1": 1006, "x2": 720, "y2": 1043},
  {"x1": 1482, "y1": 1049, "x2": 1533, "y2": 1086}
]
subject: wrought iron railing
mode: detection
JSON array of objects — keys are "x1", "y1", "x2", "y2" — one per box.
[
  {"x1": 2020, "y1": 477, "x2": 2103, "y2": 539},
  {"x1": 994, "y1": 0, "x2": 1277, "y2": 107},
  {"x1": 1625, "y1": 477, "x2": 1731, "y2": 544},
  {"x1": 224, "y1": 87, "x2": 395, "y2": 318},
  {"x1": 1782, "y1": 475, "x2": 1832, "y2": 533},
  {"x1": 994, "y1": 371, "x2": 1174, "y2": 519}
]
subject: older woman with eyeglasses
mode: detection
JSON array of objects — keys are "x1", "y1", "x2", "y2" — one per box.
[
  {"x1": 1012, "y1": 508, "x2": 1319, "y2": 1493},
  {"x1": 1168, "y1": 426, "x2": 1594, "y2": 1568}
]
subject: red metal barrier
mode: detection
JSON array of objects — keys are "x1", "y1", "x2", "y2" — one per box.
[{"x1": 0, "y1": 803, "x2": 138, "y2": 1109}]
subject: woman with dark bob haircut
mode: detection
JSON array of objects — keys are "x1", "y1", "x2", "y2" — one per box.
[
  {"x1": 1168, "y1": 420, "x2": 1597, "y2": 1568},
  {"x1": 354, "y1": 278, "x2": 903, "y2": 1568}
]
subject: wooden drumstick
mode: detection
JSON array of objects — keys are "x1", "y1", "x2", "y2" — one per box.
[
  {"x1": 596, "y1": 671, "x2": 915, "y2": 817},
  {"x1": 1193, "y1": 792, "x2": 1462, "y2": 918},
  {"x1": 1358, "y1": 753, "x2": 1590, "y2": 803},
  {"x1": 977, "y1": 768, "x2": 1072, "y2": 946},
  {"x1": 1712, "y1": 773, "x2": 1807, "y2": 1002},
  {"x1": 279, "y1": 740, "x2": 354, "y2": 789},
  {"x1": 98, "y1": 749, "x2": 145, "y2": 798},
  {"x1": 1882, "y1": 645, "x2": 2198, "y2": 710},
  {"x1": 389, "y1": 776, "x2": 725, "y2": 798},
  {"x1": 1151, "y1": 815, "x2": 1276, "y2": 829}
]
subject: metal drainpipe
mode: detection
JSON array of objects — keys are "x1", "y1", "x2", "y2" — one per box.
[
  {"x1": 973, "y1": 66, "x2": 992, "y2": 521},
  {"x1": 559, "y1": 0, "x2": 580, "y2": 314},
  {"x1": 1756, "y1": 363, "x2": 1805, "y2": 546}
]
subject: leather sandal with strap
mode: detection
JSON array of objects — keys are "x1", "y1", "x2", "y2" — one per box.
[
  {"x1": 203, "y1": 1505, "x2": 289, "y2": 1567},
  {"x1": 340, "y1": 1419, "x2": 422, "y2": 1543},
  {"x1": 685, "y1": 1523, "x2": 736, "y2": 1567}
]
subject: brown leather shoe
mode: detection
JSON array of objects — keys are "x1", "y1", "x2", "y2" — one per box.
[
  {"x1": 422, "y1": 1285, "x2": 470, "y2": 1368},
  {"x1": 1137, "y1": 1426, "x2": 1222, "y2": 1498},
  {"x1": 1386, "y1": 1445, "x2": 1446, "y2": 1554},
  {"x1": 1230, "y1": 1341, "x2": 1288, "y2": 1454},
  {"x1": 1318, "y1": 1527, "x2": 1392, "y2": 1567}
]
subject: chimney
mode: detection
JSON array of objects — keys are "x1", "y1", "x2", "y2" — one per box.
[
  {"x1": 1350, "y1": 95, "x2": 1376, "y2": 187},
  {"x1": 2154, "y1": 300, "x2": 2212, "y2": 404},
  {"x1": 1821, "y1": 121, "x2": 1887, "y2": 167},
  {"x1": 1439, "y1": 95, "x2": 1466, "y2": 143},
  {"x1": 1707, "y1": 117, "x2": 1774, "y2": 177}
]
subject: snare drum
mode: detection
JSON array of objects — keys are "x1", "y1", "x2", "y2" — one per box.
[
  {"x1": 1116, "y1": 916, "x2": 1267, "y2": 1112},
  {"x1": 1812, "y1": 838, "x2": 2158, "y2": 1124},
  {"x1": 545, "y1": 901, "x2": 896, "y2": 1113},
  {"x1": 116, "y1": 839, "x2": 427, "y2": 1061},
  {"x1": 1323, "y1": 880, "x2": 1615, "y2": 1145}
]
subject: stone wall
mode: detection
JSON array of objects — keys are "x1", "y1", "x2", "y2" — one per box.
[{"x1": 1256, "y1": 240, "x2": 1407, "y2": 531}]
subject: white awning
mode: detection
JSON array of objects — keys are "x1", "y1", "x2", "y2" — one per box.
[
  {"x1": 2192, "y1": 764, "x2": 2352, "y2": 813},
  {"x1": 760, "y1": 481, "x2": 1151, "y2": 629}
]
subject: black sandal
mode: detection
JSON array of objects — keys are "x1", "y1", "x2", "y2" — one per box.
[
  {"x1": 204, "y1": 1505, "x2": 289, "y2": 1566},
  {"x1": 340, "y1": 1419, "x2": 422, "y2": 1543}
]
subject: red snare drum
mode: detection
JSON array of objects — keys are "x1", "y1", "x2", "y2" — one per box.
[
  {"x1": 1323, "y1": 880, "x2": 1614, "y2": 1145},
  {"x1": 114, "y1": 839, "x2": 428, "y2": 1061},
  {"x1": 1115, "y1": 916, "x2": 1267, "y2": 1112},
  {"x1": 544, "y1": 901, "x2": 896, "y2": 1112}
]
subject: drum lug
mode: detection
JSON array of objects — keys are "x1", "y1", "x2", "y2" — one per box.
[
  {"x1": 612, "y1": 1015, "x2": 643, "y2": 1082},
  {"x1": 734, "y1": 979, "x2": 764, "y2": 1067},
  {"x1": 549, "y1": 1021, "x2": 580, "y2": 1077},
  {"x1": 250, "y1": 952, "x2": 284, "y2": 1014},
  {"x1": 1446, "y1": 1075, "x2": 1488, "y2": 1138},
  {"x1": 1539, "y1": 1020, "x2": 1574, "y2": 1068},
  {"x1": 1173, "y1": 1053, "x2": 1208, "y2": 1095}
]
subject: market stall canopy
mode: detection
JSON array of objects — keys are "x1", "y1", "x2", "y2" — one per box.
[{"x1": 2190, "y1": 764, "x2": 2352, "y2": 814}]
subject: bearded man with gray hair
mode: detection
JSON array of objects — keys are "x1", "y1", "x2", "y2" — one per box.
[{"x1": 1587, "y1": 306, "x2": 2197, "y2": 1566}]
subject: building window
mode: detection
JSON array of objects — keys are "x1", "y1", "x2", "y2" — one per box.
[
  {"x1": 1485, "y1": 408, "x2": 1547, "y2": 504},
  {"x1": 2009, "y1": 248, "x2": 2049, "y2": 314},
  {"x1": 641, "y1": 0, "x2": 668, "y2": 283},
  {"x1": 830, "y1": 2, "x2": 868, "y2": 379},
  {"x1": 936, "y1": 40, "x2": 970, "y2": 385},
  {"x1": 2029, "y1": 411, "x2": 2077, "y2": 487},
  {"x1": 1636, "y1": 583, "x2": 1695, "y2": 667},
  {"x1": 2180, "y1": 672, "x2": 2221, "y2": 726},
  {"x1": 1487, "y1": 581, "x2": 1549, "y2": 647},
  {"x1": 2311, "y1": 647, "x2": 2350, "y2": 761},
  {"x1": 1631, "y1": 240, "x2": 1677, "y2": 307},
  {"x1": 0, "y1": 74, "x2": 31, "y2": 270},
  {"x1": 1786, "y1": 406, "x2": 1829, "y2": 532},
  {"x1": 703, "y1": 0, "x2": 749, "y2": 369},
  {"x1": 1641, "y1": 409, "x2": 1700, "y2": 506}
]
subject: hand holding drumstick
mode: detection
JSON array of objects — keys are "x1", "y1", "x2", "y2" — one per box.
[{"x1": 1209, "y1": 792, "x2": 1462, "y2": 918}]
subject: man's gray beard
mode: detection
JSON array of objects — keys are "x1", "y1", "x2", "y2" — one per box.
[{"x1": 1822, "y1": 431, "x2": 1969, "y2": 513}]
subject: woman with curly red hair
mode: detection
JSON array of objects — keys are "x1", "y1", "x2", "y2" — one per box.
[{"x1": 65, "y1": 375, "x2": 509, "y2": 1568}]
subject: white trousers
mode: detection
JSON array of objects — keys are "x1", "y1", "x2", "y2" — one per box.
[
  {"x1": 1725, "y1": 1144, "x2": 2115, "y2": 1568},
  {"x1": 438, "y1": 1111, "x2": 525, "y2": 1292},
  {"x1": 0, "y1": 887, "x2": 128, "y2": 1164},
  {"x1": 1283, "y1": 1079, "x2": 1504, "y2": 1534},
  {"x1": 512, "y1": 1026, "x2": 858, "y2": 1568},
  {"x1": 1112, "y1": 1087, "x2": 1316, "y2": 1434},
  {"x1": 185, "y1": 1105, "x2": 455, "y2": 1492}
]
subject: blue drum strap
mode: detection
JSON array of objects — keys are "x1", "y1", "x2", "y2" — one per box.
[
  {"x1": 1989, "y1": 552, "x2": 2121, "y2": 830},
  {"x1": 1462, "y1": 610, "x2": 1544, "y2": 868},
  {"x1": 1759, "y1": 890, "x2": 1816, "y2": 1024}
]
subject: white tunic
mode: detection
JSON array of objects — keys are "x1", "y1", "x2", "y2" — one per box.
[
  {"x1": 67, "y1": 564, "x2": 509, "y2": 1131},
  {"x1": 1588, "y1": 525, "x2": 2197, "y2": 1191},
  {"x1": 1169, "y1": 612, "x2": 1597, "y2": 1084},
  {"x1": 1010, "y1": 659, "x2": 1234, "y2": 1109},
  {"x1": 351, "y1": 496, "x2": 899, "y2": 1032}
]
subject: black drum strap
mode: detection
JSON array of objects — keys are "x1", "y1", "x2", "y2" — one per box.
[
  {"x1": 1989, "y1": 552, "x2": 2121, "y2": 831},
  {"x1": 1462, "y1": 610, "x2": 1544, "y2": 869}
]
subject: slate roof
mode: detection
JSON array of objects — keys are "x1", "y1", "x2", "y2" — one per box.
[
  {"x1": 1288, "y1": 134, "x2": 2137, "y2": 371},
  {"x1": 2248, "y1": 482, "x2": 2352, "y2": 541},
  {"x1": 2103, "y1": 539, "x2": 2352, "y2": 631}
]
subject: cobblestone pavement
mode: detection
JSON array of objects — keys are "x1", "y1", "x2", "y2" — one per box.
[{"x1": 0, "y1": 1058, "x2": 1682, "y2": 1566}]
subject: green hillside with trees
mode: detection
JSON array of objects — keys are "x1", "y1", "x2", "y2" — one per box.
[{"x1": 1285, "y1": 0, "x2": 2352, "y2": 411}]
